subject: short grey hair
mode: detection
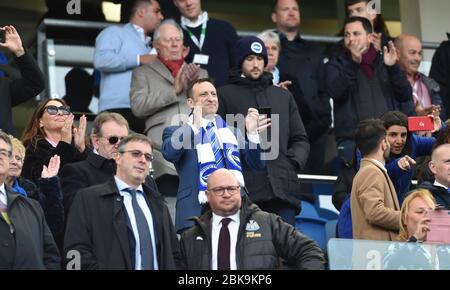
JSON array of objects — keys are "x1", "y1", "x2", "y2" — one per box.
[
  {"x1": 257, "y1": 29, "x2": 281, "y2": 51},
  {"x1": 117, "y1": 133, "x2": 153, "y2": 153},
  {"x1": 153, "y1": 19, "x2": 184, "y2": 42},
  {"x1": 0, "y1": 129, "x2": 12, "y2": 157}
]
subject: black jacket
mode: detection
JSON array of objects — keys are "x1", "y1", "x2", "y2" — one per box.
[
  {"x1": 63, "y1": 178, "x2": 179, "y2": 270},
  {"x1": 22, "y1": 139, "x2": 89, "y2": 184},
  {"x1": 178, "y1": 196, "x2": 325, "y2": 270},
  {"x1": 418, "y1": 182, "x2": 450, "y2": 209},
  {"x1": 218, "y1": 70, "x2": 310, "y2": 210},
  {"x1": 59, "y1": 151, "x2": 116, "y2": 213},
  {"x1": 15, "y1": 176, "x2": 64, "y2": 241},
  {"x1": 429, "y1": 33, "x2": 450, "y2": 119},
  {"x1": 0, "y1": 52, "x2": 45, "y2": 136},
  {"x1": 0, "y1": 187, "x2": 60, "y2": 269},
  {"x1": 277, "y1": 33, "x2": 332, "y2": 143},
  {"x1": 326, "y1": 53, "x2": 412, "y2": 139}
]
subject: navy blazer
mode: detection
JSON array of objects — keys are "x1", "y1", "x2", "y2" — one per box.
[{"x1": 162, "y1": 124, "x2": 265, "y2": 233}]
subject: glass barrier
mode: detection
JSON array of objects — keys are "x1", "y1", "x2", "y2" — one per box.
[{"x1": 328, "y1": 238, "x2": 450, "y2": 270}]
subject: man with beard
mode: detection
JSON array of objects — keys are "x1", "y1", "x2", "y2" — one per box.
[
  {"x1": 218, "y1": 36, "x2": 309, "y2": 226},
  {"x1": 351, "y1": 119, "x2": 401, "y2": 241}
]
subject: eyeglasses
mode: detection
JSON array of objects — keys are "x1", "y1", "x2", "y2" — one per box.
[
  {"x1": 120, "y1": 150, "x2": 154, "y2": 162},
  {"x1": 207, "y1": 186, "x2": 240, "y2": 196},
  {"x1": 103, "y1": 136, "x2": 124, "y2": 145},
  {"x1": 45, "y1": 105, "x2": 71, "y2": 116},
  {"x1": 0, "y1": 149, "x2": 12, "y2": 159}
]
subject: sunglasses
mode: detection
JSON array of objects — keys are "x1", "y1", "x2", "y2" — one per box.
[
  {"x1": 45, "y1": 105, "x2": 71, "y2": 116},
  {"x1": 103, "y1": 136, "x2": 123, "y2": 145},
  {"x1": 120, "y1": 150, "x2": 154, "y2": 162}
]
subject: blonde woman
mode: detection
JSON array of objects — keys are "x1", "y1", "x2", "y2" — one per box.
[{"x1": 398, "y1": 189, "x2": 436, "y2": 242}]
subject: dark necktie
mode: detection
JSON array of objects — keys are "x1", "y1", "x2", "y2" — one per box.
[
  {"x1": 127, "y1": 189, "x2": 154, "y2": 270},
  {"x1": 218, "y1": 218, "x2": 232, "y2": 270},
  {"x1": 206, "y1": 122, "x2": 226, "y2": 168}
]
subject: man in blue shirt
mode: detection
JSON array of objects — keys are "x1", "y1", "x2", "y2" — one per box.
[{"x1": 94, "y1": 0, "x2": 163, "y2": 133}]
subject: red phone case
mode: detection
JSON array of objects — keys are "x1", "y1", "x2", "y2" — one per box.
[{"x1": 408, "y1": 116, "x2": 434, "y2": 132}]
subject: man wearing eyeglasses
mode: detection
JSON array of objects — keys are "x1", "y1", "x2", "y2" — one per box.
[
  {"x1": 0, "y1": 130, "x2": 60, "y2": 269},
  {"x1": 59, "y1": 112, "x2": 131, "y2": 213},
  {"x1": 0, "y1": 25, "x2": 45, "y2": 136},
  {"x1": 64, "y1": 134, "x2": 179, "y2": 270},
  {"x1": 177, "y1": 168, "x2": 325, "y2": 270},
  {"x1": 162, "y1": 78, "x2": 268, "y2": 234}
]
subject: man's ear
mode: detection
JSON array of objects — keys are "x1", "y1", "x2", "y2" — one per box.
[
  {"x1": 271, "y1": 12, "x2": 277, "y2": 25},
  {"x1": 186, "y1": 97, "x2": 194, "y2": 109},
  {"x1": 429, "y1": 160, "x2": 437, "y2": 175},
  {"x1": 91, "y1": 135, "x2": 99, "y2": 150}
]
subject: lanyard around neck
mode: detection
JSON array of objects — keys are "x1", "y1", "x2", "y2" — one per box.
[{"x1": 181, "y1": 19, "x2": 207, "y2": 52}]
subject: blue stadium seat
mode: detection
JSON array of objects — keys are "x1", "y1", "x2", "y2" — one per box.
[{"x1": 295, "y1": 216, "x2": 327, "y2": 250}]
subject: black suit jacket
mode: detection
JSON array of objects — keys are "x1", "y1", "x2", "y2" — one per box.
[
  {"x1": 59, "y1": 151, "x2": 116, "y2": 213},
  {"x1": 0, "y1": 187, "x2": 60, "y2": 269},
  {"x1": 0, "y1": 52, "x2": 45, "y2": 136},
  {"x1": 63, "y1": 178, "x2": 179, "y2": 270}
]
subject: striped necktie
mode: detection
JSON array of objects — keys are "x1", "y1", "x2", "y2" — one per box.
[
  {"x1": 206, "y1": 122, "x2": 226, "y2": 168},
  {"x1": 0, "y1": 192, "x2": 13, "y2": 234}
]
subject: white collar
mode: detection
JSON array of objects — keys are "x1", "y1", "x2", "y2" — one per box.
[
  {"x1": 212, "y1": 210, "x2": 240, "y2": 227},
  {"x1": 0, "y1": 183, "x2": 5, "y2": 195},
  {"x1": 434, "y1": 180, "x2": 449, "y2": 190},
  {"x1": 188, "y1": 114, "x2": 217, "y2": 129},
  {"x1": 132, "y1": 24, "x2": 152, "y2": 45},
  {"x1": 181, "y1": 11, "x2": 208, "y2": 28},
  {"x1": 114, "y1": 176, "x2": 144, "y2": 193}
]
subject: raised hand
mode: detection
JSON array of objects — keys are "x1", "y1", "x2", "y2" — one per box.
[
  {"x1": 0, "y1": 25, "x2": 24, "y2": 57},
  {"x1": 346, "y1": 39, "x2": 366, "y2": 64},
  {"x1": 184, "y1": 63, "x2": 200, "y2": 84},
  {"x1": 277, "y1": 80, "x2": 292, "y2": 90},
  {"x1": 371, "y1": 32, "x2": 382, "y2": 52},
  {"x1": 431, "y1": 106, "x2": 442, "y2": 133},
  {"x1": 61, "y1": 114, "x2": 74, "y2": 144},
  {"x1": 73, "y1": 115, "x2": 87, "y2": 152},
  {"x1": 174, "y1": 63, "x2": 187, "y2": 95},
  {"x1": 41, "y1": 155, "x2": 61, "y2": 178},
  {"x1": 412, "y1": 216, "x2": 431, "y2": 241},
  {"x1": 245, "y1": 108, "x2": 271, "y2": 135},
  {"x1": 397, "y1": 155, "x2": 416, "y2": 171},
  {"x1": 383, "y1": 41, "x2": 397, "y2": 66}
]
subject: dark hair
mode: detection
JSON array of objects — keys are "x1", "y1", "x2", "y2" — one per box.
[
  {"x1": 432, "y1": 126, "x2": 450, "y2": 151},
  {"x1": 187, "y1": 78, "x2": 216, "y2": 99},
  {"x1": 344, "y1": 16, "x2": 373, "y2": 34},
  {"x1": 380, "y1": 110, "x2": 412, "y2": 156},
  {"x1": 344, "y1": 0, "x2": 390, "y2": 36},
  {"x1": 21, "y1": 98, "x2": 68, "y2": 151},
  {"x1": 354, "y1": 118, "x2": 386, "y2": 156},
  {"x1": 117, "y1": 133, "x2": 153, "y2": 153},
  {"x1": 272, "y1": 0, "x2": 299, "y2": 13},
  {"x1": 129, "y1": 0, "x2": 153, "y2": 21}
]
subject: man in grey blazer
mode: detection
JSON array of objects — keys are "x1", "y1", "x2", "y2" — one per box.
[{"x1": 130, "y1": 19, "x2": 207, "y2": 197}]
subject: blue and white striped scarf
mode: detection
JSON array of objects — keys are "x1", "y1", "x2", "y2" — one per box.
[{"x1": 192, "y1": 115, "x2": 245, "y2": 204}]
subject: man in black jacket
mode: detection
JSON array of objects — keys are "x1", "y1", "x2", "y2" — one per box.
[
  {"x1": 64, "y1": 134, "x2": 178, "y2": 270},
  {"x1": 325, "y1": 17, "x2": 412, "y2": 163},
  {"x1": 0, "y1": 25, "x2": 45, "y2": 136},
  {"x1": 272, "y1": 0, "x2": 331, "y2": 174},
  {"x1": 59, "y1": 112, "x2": 130, "y2": 213},
  {"x1": 419, "y1": 144, "x2": 450, "y2": 209},
  {"x1": 218, "y1": 36, "x2": 309, "y2": 226},
  {"x1": 430, "y1": 33, "x2": 450, "y2": 119},
  {"x1": 0, "y1": 130, "x2": 60, "y2": 269},
  {"x1": 178, "y1": 169, "x2": 325, "y2": 270}
]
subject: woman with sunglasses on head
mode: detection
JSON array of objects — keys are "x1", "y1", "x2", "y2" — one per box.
[{"x1": 21, "y1": 98, "x2": 88, "y2": 184}]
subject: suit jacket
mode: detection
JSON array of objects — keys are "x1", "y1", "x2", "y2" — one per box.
[
  {"x1": 162, "y1": 124, "x2": 265, "y2": 233},
  {"x1": 351, "y1": 159, "x2": 401, "y2": 241},
  {"x1": 59, "y1": 151, "x2": 116, "y2": 213},
  {"x1": 0, "y1": 187, "x2": 60, "y2": 269},
  {"x1": 63, "y1": 178, "x2": 179, "y2": 270},
  {"x1": 130, "y1": 59, "x2": 208, "y2": 178},
  {"x1": 0, "y1": 52, "x2": 45, "y2": 136}
]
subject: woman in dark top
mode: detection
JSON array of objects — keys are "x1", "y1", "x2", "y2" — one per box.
[{"x1": 21, "y1": 98, "x2": 88, "y2": 184}]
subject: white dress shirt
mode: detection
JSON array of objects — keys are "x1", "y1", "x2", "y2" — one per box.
[
  {"x1": 180, "y1": 11, "x2": 208, "y2": 28},
  {"x1": 114, "y1": 176, "x2": 158, "y2": 270},
  {"x1": 434, "y1": 180, "x2": 449, "y2": 191},
  {"x1": 132, "y1": 24, "x2": 157, "y2": 66},
  {"x1": 211, "y1": 211, "x2": 240, "y2": 270}
]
